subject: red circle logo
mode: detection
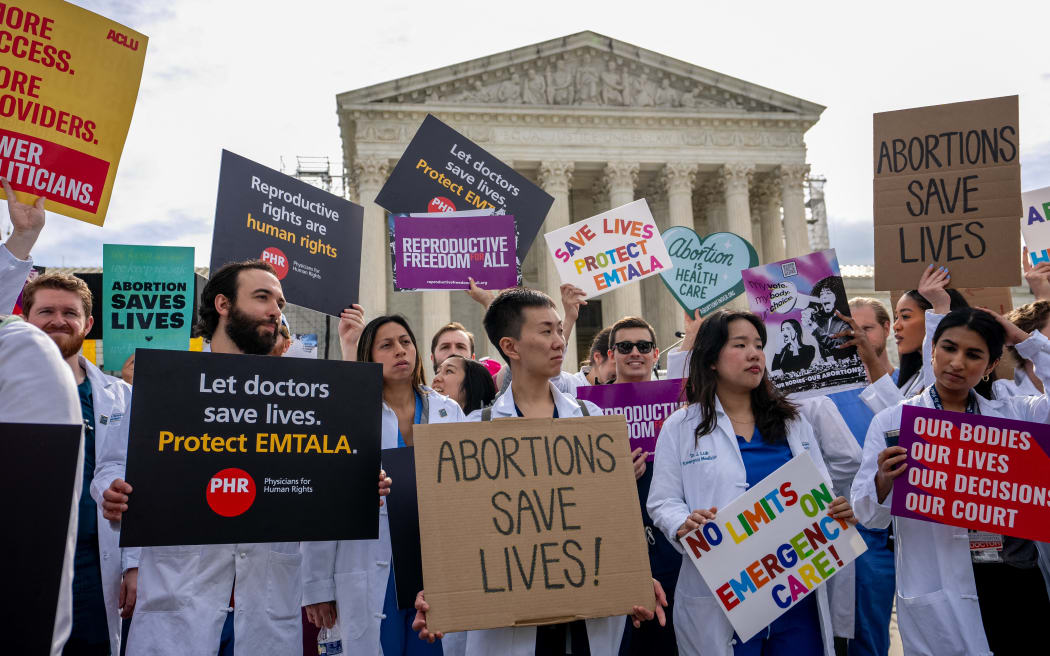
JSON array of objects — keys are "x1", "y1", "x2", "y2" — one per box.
[
  {"x1": 206, "y1": 468, "x2": 256, "y2": 517},
  {"x1": 261, "y1": 247, "x2": 289, "y2": 279},
  {"x1": 427, "y1": 196, "x2": 457, "y2": 213}
]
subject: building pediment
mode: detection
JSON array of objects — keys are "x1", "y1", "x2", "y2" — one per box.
[{"x1": 338, "y1": 31, "x2": 824, "y2": 118}]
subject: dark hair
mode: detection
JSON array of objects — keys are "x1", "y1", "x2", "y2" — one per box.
[
  {"x1": 779, "y1": 319, "x2": 803, "y2": 347},
  {"x1": 609, "y1": 316, "x2": 656, "y2": 349},
  {"x1": 931, "y1": 308, "x2": 1003, "y2": 398},
  {"x1": 811, "y1": 276, "x2": 848, "y2": 314},
  {"x1": 357, "y1": 315, "x2": 426, "y2": 391},
  {"x1": 443, "y1": 355, "x2": 497, "y2": 414},
  {"x1": 896, "y1": 288, "x2": 969, "y2": 389},
  {"x1": 430, "y1": 322, "x2": 475, "y2": 360},
  {"x1": 685, "y1": 310, "x2": 798, "y2": 445},
  {"x1": 198, "y1": 260, "x2": 277, "y2": 339},
  {"x1": 483, "y1": 287, "x2": 556, "y2": 364},
  {"x1": 1005, "y1": 301, "x2": 1050, "y2": 365},
  {"x1": 586, "y1": 327, "x2": 612, "y2": 367}
]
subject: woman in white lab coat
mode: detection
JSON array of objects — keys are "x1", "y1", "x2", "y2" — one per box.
[
  {"x1": 302, "y1": 312, "x2": 465, "y2": 655},
  {"x1": 647, "y1": 309, "x2": 855, "y2": 656},
  {"x1": 852, "y1": 307, "x2": 1050, "y2": 655}
]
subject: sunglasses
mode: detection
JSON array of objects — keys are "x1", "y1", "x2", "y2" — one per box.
[{"x1": 614, "y1": 340, "x2": 655, "y2": 355}]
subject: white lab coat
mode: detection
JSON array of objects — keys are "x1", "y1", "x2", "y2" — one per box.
[
  {"x1": 0, "y1": 317, "x2": 82, "y2": 656},
  {"x1": 80, "y1": 357, "x2": 135, "y2": 653},
  {"x1": 647, "y1": 400, "x2": 838, "y2": 656},
  {"x1": 300, "y1": 387, "x2": 466, "y2": 655},
  {"x1": 850, "y1": 328, "x2": 1050, "y2": 656},
  {"x1": 0, "y1": 242, "x2": 31, "y2": 312},
  {"x1": 460, "y1": 382, "x2": 627, "y2": 656}
]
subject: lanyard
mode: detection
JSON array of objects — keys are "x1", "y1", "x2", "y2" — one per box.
[{"x1": 927, "y1": 385, "x2": 979, "y2": 415}]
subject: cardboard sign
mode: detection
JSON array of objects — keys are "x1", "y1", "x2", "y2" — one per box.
[
  {"x1": 383, "y1": 446, "x2": 425, "y2": 611},
  {"x1": 873, "y1": 96, "x2": 1021, "y2": 290},
  {"x1": 658, "y1": 228, "x2": 758, "y2": 315},
  {"x1": 0, "y1": 422, "x2": 81, "y2": 654},
  {"x1": 891, "y1": 405, "x2": 1050, "y2": 542},
  {"x1": 0, "y1": 1, "x2": 147, "y2": 225},
  {"x1": 102, "y1": 244, "x2": 194, "y2": 369},
  {"x1": 375, "y1": 114, "x2": 553, "y2": 260},
  {"x1": 889, "y1": 288, "x2": 1014, "y2": 316},
  {"x1": 413, "y1": 416, "x2": 655, "y2": 633},
  {"x1": 120, "y1": 349, "x2": 382, "y2": 547},
  {"x1": 576, "y1": 379, "x2": 685, "y2": 463},
  {"x1": 742, "y1": 249, "x2": 866, "y2": 398},
  {"x1": 210, "y1": 150, "x2": 364, "y2": 316},
  {"x1": 680, "y1": 452, "x2": 867, "y2": 642},
  {"x1": 545, "y1": 199, "x2": 672, "y2": 298},
  {"x1": 389, "y1": 213, "x2": 519, "y2": 290},
  {"x1": 1020, "y1": 186, "x2": 1050, "y2": 265}
]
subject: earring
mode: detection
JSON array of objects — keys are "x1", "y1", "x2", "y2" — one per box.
[{"x1": 983, "y1": 374, "x2": 991, "y2": 382}]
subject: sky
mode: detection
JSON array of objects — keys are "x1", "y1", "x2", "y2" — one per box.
[{"x1": 10, "y1": 0, "x2": 1050, "y2": 267}]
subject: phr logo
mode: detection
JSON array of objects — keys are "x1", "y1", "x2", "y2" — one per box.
[
  {"x1": 261, "y1": 247, "x2": 289, "y2": 279},
  {"x1": 206, "y1": 468, "x2": 256, "y2": 517},
  {"x1": 428, "y1": 196, "x2": 456, "y2": 213}
]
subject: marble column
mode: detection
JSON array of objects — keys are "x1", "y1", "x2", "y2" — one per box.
[
  {"x1": 599, "y1": 161, "x2": 640, "y2": 327},
  {"x1": 754, "y1": 177, "x2": 786, "y2": 263},
  {"x1": 538, "y1": 160, "x2": 577, "y2": 369},
  {"x1": 721, "y1": 163, "x2": 755, "y2": 243},
  {"x1": 658, "y1": 162, "x2": 697, "y2": 338},
  {"x1": 779, "y1": 163, "x2": 811, "y2": 257},
  {"x1": 353, "y1": 156, "x2": 390, "y2": 320}
]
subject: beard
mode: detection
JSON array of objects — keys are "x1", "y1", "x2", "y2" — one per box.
[
  {"x1": 49, "y1": 329, "x2": 85, "y2": 359},
  {"x1": 224, "y1": 305, "x2": 279, "y2": 355}
]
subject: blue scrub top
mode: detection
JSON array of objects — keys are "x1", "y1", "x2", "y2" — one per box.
[
  {"x1": 828, "y1": 369, "x2": 900, "y2": 445},
  {"x1": 395, "y1": 392, "x2": 424, "y2": 448},
  {"x1": 736, "y1": 427, "x2": 793, "y2": 490}
]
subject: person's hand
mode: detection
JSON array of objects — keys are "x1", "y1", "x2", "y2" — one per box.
[
  {"x1": 1022, "y1": 251, "x2": 1050, "y2": 302},
  {"x1": 917, "y1": 265, "x2": 952, "y2": 314},
  {"x1": 338, "y1": 304, "x2": 365, "y2": 361},
  {"x1": 676, "y1": 507, "x2": 717, "y2": 539},
  {"x1": 466, "y1": 277, "x2": 496, "y2": 309},
  {"x1": 560, "y1": 284, "x2": 587, "y2": 322},
  {"x1": 875, "y1": 446, "x2": 907, "y2": 503},
  {"x1": 102, "y1": 479, "x2": 133, "y2": 521},
  {"x1": 799, "y1": 308, "x2": 817, "y2": 332},
  {"x1": 631, "y1": 448, "x2": 648, "y2": 481},
  {"x1": 826, "y1": 496, "x2": 857, "y2": 525},
  {"x1": 412, "y1": 590, "x2": 444, "y2": 642},
  {"x1": 680, "y1": 309, "x2": 702, "y2": 353},
  {"x1": 379, "y1": 469, "x2": 392, "y2": 507},
  {"x1": 630, "y1": 579, "x2": 668, "y2": 628},
  {"x1": 119, "y1": 568, "x2": 138, "y2": 619},
  {"x1": 832, "y1": 310, "x2": 885, "y2": 381},
  {"x1": 976, "y1": 306, "x2": 1031, "y2": 346},
  {"x1": 305, "y1": 601, "x2": 338, "y2": 629},
  {"x1": 1, "y1": 177, "x2": 45, "y2": 260}
]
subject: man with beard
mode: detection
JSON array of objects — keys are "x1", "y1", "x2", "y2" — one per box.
[
  {"x1": 98, "y1": 260, "x2": 392, "y2": 656},
  {"x1": 0, "y1": 180, "x2": 136, "y2": 656}
]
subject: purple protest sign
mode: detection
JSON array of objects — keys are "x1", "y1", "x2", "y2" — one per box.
[
  {"x1": 576, "y1": 379, "x2": 685, "y2": 462},
  {"x1": 390, "y1": 214, "x2": 519, "y2": 291},
  {"x1": 890, "y1": 405, "x2": 1050, "y2": 542}
]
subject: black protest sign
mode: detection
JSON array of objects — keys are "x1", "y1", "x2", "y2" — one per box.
[
  {"x1": 74, "y1": 272, "x2": 103, "y2": 340},
  {"x1": 374, "y1": 114, "x2": 554, "y2": 260},
  {"x1": 383, "y1": 446, "x2": 424, "y2": 610},
  {"x1": 0, "y1": 423, "x2": 81, "y2": 655},
  {"x1": 873, "y1": 96, "x2": 1021, "y2": 290},
  {"x1": 120, "y1": 349, "x2": 382, "y2": 547},
  {"x1": 210, "y1": 150, "x2": 364, "y2": 316}
]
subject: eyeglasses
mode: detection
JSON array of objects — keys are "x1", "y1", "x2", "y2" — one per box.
[{"x1": 614, "y1": 340, "x2": 655, "y2": 355}]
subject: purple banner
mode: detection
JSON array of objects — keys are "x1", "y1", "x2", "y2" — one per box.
[
  {"x1": 890, "y1": 405, "x2": 1050, "y2": 542},
  {"x1": 390, "y1": 214, "x2": 519, "y2": 291},
  {"x1": 576, "y1": 379, "x2": 685, "y2": 462}
]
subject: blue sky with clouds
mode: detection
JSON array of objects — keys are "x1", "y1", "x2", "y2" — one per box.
[{"x1": 8, "y1": 0, "x2": 1050, "y2": 267}]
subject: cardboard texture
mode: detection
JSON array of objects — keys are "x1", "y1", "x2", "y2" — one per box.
[
  {"x1": 889, "y1": 288, "x2": 1014, "y2": 316},
  {"x1": 413, "y1": 416, "x2": 655, "y2": 633},
  {"x1": 873, "y1": 96, "x2": 1021, "y2": 290},
  {"x1": 1020, "y1": 186, "x2": 1050, "y2": 265}
]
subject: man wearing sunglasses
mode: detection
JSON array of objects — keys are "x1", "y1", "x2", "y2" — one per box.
[{"x1": 608, "y1": 317, "x2": 660, "y2": 385}]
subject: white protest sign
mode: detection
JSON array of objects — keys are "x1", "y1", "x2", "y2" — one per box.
[
  {"x1": 679, "y1": 452, "x2": 866, "y2": 642},
  {"x1": 544, "y1": 199, "x2": 672, "y2": 298},
  {"x1": 1020, "y1": 186, "x2": 1050, "y2": 265}
]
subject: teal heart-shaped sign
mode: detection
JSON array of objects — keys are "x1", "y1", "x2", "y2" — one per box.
[{"x1": 659, "y1": 228, "x2": 759, "y2": 315}]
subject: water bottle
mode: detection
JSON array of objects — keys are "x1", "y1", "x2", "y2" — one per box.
[{"x1": 317, "y1": 623, "x2": 343, "y2": 655}]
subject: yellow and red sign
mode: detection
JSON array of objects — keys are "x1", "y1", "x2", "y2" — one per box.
[{"x1": 0, "y1": 1, "x2": 147, "y2": 225}]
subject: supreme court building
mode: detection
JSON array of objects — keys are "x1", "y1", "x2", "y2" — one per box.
[{"x1": 338, "y1": 31, "x2": 827, "y2": 368}]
